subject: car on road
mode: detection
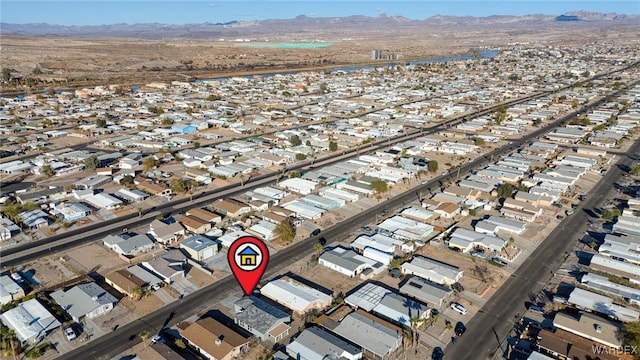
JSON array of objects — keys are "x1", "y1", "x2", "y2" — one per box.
[
  {"x1": 65, "y1": 327, "x2": 76, "y2": 341},
  {"x1": 451, "y1": 337, "x2": 457, "y2": 345},
  {"x1": 566, "y1": 209, "x2": 574, "y2": 216},
  {"x1": 556, "y1": 215, "x2": 565, "y2": 221},
  {"x1": 455, "y1": 322, "x2": 467, "y2": 336},
  {"x1": 450, "y1": 302, "x2": 468, "y2": 315}
]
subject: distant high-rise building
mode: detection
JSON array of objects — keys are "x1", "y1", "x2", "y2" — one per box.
[{"x1": 371, "y1": 49, "x2": 397, "y2": 60}]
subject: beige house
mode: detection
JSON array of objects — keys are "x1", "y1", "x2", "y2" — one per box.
[{"x1": 180, "y1": 317, "x2": 249, "y2": 360}]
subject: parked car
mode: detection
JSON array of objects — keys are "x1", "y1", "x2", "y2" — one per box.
[
  {"x1": 455, "y1": 322, "x2": 467, "y2": 336},
  {"x1": 432, "y1": 347, "x2": 444, "y2": 360},
  {"x1": 450, "y1": 302, "x2": 468, "y2": 315},
  {"x1": 491, "y1": 257, "x2": 508, "y2": 267},
  {"x1": 529, "y1": 305, "x2": 545, "y2": 315},
  {"x1": 10, "y1": 272, "x2": 24, "y2": 283},
  {"x1": 556, "y1": 215, "x2": 565, "y2": 221},
  {"x1": 151, "y1": 334, "x2": 163, "y2": 344},
  {"x1": 566, "y1": 209, "x2": 574, "y2": 216},
  {"x1": 65, "y1": 327, "x2": 76, "y2": 341}
]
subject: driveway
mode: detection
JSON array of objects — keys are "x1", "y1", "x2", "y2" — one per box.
[{"x1": 170, "y1": 277, "x2": 198, "y2": 295}]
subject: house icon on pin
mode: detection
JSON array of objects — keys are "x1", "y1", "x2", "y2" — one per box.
[{"x1": 239, "y1": 246, "x2": 259, "y2": 266}]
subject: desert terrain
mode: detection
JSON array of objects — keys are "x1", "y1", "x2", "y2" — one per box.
[{"x1": 1, "y1": 12, "x2": 638, "y2": 94}]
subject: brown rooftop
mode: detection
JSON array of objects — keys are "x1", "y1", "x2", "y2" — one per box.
[
  {"x1": 105, "y1": 269, "x2": 146, "y2": 294},
  {"x1": 181, "y1": 317, "x2": 249, "y2": 360}
]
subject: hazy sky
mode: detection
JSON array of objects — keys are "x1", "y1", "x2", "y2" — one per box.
[{"x1": 1, "y1": 1, "x2": 638, "y2": 26}]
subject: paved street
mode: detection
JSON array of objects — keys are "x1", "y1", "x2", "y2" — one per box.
[{"x1": 443, "y1": 138, "x2": 640, "y2": 360}]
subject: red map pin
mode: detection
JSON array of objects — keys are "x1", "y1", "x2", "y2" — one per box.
[{"x1": 228, "y1": 236, "x2": 270, "y2": 296}]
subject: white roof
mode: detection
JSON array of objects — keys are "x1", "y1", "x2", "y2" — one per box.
[
  {"x1": 449, "y1": 227, "x2": 506, "y2": 252},
  {"x1": 345, "y1": 282, "x2": 392, "y2": 311},
  {"x1": 0, "y1": 298, "x2": 61, "y2": 343},
  {"x1": 260, "y1": 279, "x2": 332, "y2": 313},
  {"x1": 84, "y1": 193, "x2": 123, "y2": 208},
  {"x1": 282, "y1": 200, "x2": 325, "y2": 219},
  {"x1": 217, "y1": 230, "x2": 252, "y2": 248},
  {"x1": 400, "y1": 207, "x2": 435, "y2": 221},
  {"x1": 279, "y1": 178, "x2": 318, "y2": 194},
  {"x1": 351, "y1": 235, "x2": 395, "y2": 253},
  {"x1": 401, "y1": 256, "x2": 463, "y2": 284},
  {"x1": 567, "y1": 287, "x2": 640, "y2": 322},
  {"x1": 0, "y1": 275, "x2": 23, "y2": 304}
]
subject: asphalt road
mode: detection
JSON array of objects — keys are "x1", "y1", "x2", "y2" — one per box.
[{"x1": 444, "y1": 137, "x2": 640, "y2": 360}]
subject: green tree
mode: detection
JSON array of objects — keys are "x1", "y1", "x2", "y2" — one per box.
[
  {"x1": 622, "y1": 321, "x2": 640, "y2": 352},
  {"x1": 497, "y1": 183, "x2": 515, "y2": 199},
  {"x1": 169, "y1": 179, "x2": 187, "y2": 193},
  {"x1": 313, "y1": 242, "x2": 323, "y2": 257},
  {"x1": 631, "y1": 164, "x2": 640, "y2": 176},
  {"x1": 142, "y1": 157, "x2": 160, "y2": 171},
  {"x1": 185, "y1": 108, "x2": 193, "y2": 115},
  {"x1": 287, "y1": 171, "x2": 301, "y2": 178},
  {"x1": 120, "y1": 174, "x2": 134, "y2": 187},
  {"x1": 370, "y1": 180, "x2": 388, "y2": 195},
  {"x1": 40, "y1": 165, "x2": 55, "y2": 177},
  {"x1": 329, "y1": 141, "x2": 338, "y2": 151},
  {"x1": 601, "y1": 208, "x2": 621, "y2": 221},
  {"x1": 175, "y1": 339, "x2": 187, "y2": 349},
  {"x1": 289, "y1": 135, "x2": 302, "y2": 146},
  {"x1": 295, "y1": 153, "x2": 307, "y2": 161},
  {"x1": 84, "y1": 155, "x2": 99, "y2": 170},
  {"x1": 427, "y1": 160, "x2": 438, "y2": 173},
  {"x1": 472, "y1": 137, "x2": 486, "y2": 147},
  {"x1": 274, "y1": 220, "x2": 295, "y2": 245},
  {"x1": 139, "y1": 330, "x2": 150, "y2": 349},
  {"x1": 96, "y1": 118, "x2": 107, "y2": 128},
  {"x1": 2, "y1": 68, "x2": 14, "y2": 82},
  {"x1": 161, "y1": 118, "x2": 173, "y2": 126},
  {"x1": 193, "y1": 141, "x2": 201, "y2": 149}
]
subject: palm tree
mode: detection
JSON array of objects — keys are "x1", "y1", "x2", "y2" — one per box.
[
  {"x1": 402, "y1": 331, "x2": 412, "y2": 360},
  {"x1": 239, "y1": 173, "x2": 245, "y2": 187},
  {"x1": 409, "y1": 316, "x2": 427, "y2": 349},
  {"x1": 137, "y1": 207, "x2": 143, "y2": 217},
  {"x1": 139, "y1": 330, "x2": 150, "y2": 350}
]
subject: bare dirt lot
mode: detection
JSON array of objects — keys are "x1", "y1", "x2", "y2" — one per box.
[{"x1": 65, "y1": 242, "x2": 125, "y2": 273}]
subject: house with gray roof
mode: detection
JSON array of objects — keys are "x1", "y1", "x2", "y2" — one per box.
[
  {"x1": 286, "y1": 326, "x2": 362, "y2": 360},
  {"x1": 234, "y1": 296, "x2": 291, "y2": 342},
  {"x1": 319, "y1": 246, "x2": 376, "y2": 278},
  {"x1": 103, "y1": 233, "x2": 155, "y2": 257},
  {"x1": 402, "y1": 273, "x2": 452, "y2": 305},
  {"x1": 0, "y1": 298, "x2": 61, "y2": 345},
  {"x1": 0, "y1": 275, "x2": 25, "y2": 305},
  {"x1": 50, "y1": 282, "x2": 118, "y2": 321},
  {"x1": 448, "y1": 227, "x2": 507, "y2": 253},
  {"x1": 373, "y1": 292, "x2": 430, "y2": 328},
  {"x1": 331, "y1": 311, "x2": 402, "y2": 360},
  {"x1": 141, "y1": 249, "x2": 186, "y2": 284},
  {"x1": 401, "y1": 256, "x2": 463, "y2": 285}
]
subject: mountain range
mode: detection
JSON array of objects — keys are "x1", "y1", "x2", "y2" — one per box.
[{"x1": 1, "y1": 11, "x2": 637, "y2": 39}]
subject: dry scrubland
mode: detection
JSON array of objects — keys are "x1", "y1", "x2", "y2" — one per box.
[{"x1": 4, "y1": 20, "x2": 635, "y2": 92}]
